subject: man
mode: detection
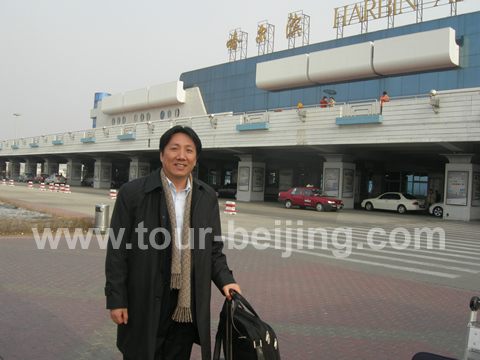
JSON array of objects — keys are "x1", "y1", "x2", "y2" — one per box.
[
  {"x1": 105, "y1": 125, "x2": 241, "y2": 360},
  {"x1": 427, "y1": 188, "x2": 436, "y2": 209},
  {"x1": 380, "y1": 91, "x2": 390, "y2": 113}
]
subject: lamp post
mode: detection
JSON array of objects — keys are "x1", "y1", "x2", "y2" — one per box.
[{"x1": 13, "y1": 113, "x2": 21, "y2": 142}]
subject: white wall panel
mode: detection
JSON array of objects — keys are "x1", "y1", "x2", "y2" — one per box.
[
  {"x1": 148, "y1": 81, "x2": 186, "y2": 107},
  {"x1": 101, "y1": 94, "x2": 124, "y2": 115},
  {"x1": 256, "y1": 54, "x2": 312, "y2": 91},
  {"x1": 6, "y1": 89, "x2": 480, "y2": 163},
  {"x1": 309, "y1": 42, "x2": 377, "y2": 84},
  {"x1": 123, "y1": 88, "x2": 149, "y2": 112},
  {"x1": 373, "y1": 27, "x2": 459, "y2": 75}
]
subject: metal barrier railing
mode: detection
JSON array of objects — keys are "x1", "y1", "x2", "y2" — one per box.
[{"x1": 4, "y1": 88, "x2": 479, "y2": 148}]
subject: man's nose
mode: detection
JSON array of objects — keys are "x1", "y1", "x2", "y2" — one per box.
[{"x1": 177, "y1": 148, "x2": 187, "y2": 159}]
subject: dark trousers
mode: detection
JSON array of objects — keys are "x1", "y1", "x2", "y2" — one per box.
[
  {"x1": 155, "y1": 288, "x2": 199, "y2": 360},
  {"x1": 123, "y1": 289, "x2": 199, "y2": 360},
  {"x1": 154, "y1": 320, "x2": 199, "y2": 360}
]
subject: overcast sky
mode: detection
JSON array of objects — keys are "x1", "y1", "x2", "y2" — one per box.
[{"x1": 1, "y1": 0, "x2": 478, "y2": 140}]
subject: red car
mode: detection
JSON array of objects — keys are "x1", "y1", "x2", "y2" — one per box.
[
  {"x1": 33, "y1": 173, "x2": 49, "y2": 183},
  {"x1": 278, "y1": 187, "x2": 344, "y2": 212}
]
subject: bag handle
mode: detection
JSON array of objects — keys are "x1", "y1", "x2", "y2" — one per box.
[
  {"x1": 213, "y1": 296, "x2": 235, "y2": 360},
  {"x1": 229, "y1": 289, "x2": 260, "y2": 318}
]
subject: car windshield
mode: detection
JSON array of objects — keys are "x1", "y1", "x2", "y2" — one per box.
[{"x1": 402, "y1": 193, "x2": 418, "y2": 200}]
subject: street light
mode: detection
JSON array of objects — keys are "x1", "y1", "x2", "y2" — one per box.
[{"x1": 13, "y1": 113, "x2": 21, "y2": 141}]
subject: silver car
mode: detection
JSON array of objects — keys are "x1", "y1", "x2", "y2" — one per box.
[{"x1": 45, "y1": 173, "x2": 66, "y2": 185}]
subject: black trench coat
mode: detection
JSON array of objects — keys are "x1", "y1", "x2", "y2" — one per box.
[{"x1": 105, "y1": 168, "x2": 236, "y2": 359}]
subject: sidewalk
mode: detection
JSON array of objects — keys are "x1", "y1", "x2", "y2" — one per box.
[
  {"x1": 0, "y1": 186, "x2": 473, "y2": 359},
  {"x1": 0, "y1": 236, "x2": 471, "y2": 360}
]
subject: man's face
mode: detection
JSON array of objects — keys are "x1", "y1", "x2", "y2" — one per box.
[{"x1": 160, "y1": 133, "x2": 197, "y2": 186}]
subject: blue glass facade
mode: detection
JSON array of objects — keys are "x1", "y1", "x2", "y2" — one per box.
[
  {"x1": 93, "y1": 92, "x2": 110, "y2": 109},
  {"x1": 180, "y1": 11, "x2": 480, "y2": 114}
]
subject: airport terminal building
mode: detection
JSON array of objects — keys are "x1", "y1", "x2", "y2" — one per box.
[{"x1": 1, "y1": 3, "x2": 480, "y2": 221}]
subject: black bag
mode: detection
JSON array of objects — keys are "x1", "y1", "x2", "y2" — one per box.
[{"x1": 213, "y1": 290, "x2": 281, "y2": 360}]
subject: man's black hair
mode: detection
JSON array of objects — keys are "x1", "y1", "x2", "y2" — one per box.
[{"x1": 159, "y1": 125, "x2": 202, "y2": 158}]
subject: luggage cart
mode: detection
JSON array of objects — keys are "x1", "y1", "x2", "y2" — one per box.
[
  {"x1": 412, "y1": 296, "x2": 480, "y2": 360},
  {"x1": 464, "y1": 296, "x2": 480, "y2": 360}
]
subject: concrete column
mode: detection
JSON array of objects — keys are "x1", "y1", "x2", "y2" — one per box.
[
  {"x1": 321, "y1": 154, "x2": 356, "y2": 210},
  {"x1": 1, "y1": 161, "x2": 8, "y2": 178},
  {"x1": 93, "y1": 158, "x2": 112, "y2": 189},
  {"x1": 235, "y1": 155, "x2": 266, "y2": 202},
  {"x1": 43, "y1": 159, "x2": 59, "y2": 176},
  {"x1": 128, "y1": 157, "x2": 151, "y2": 181},
  {"x1": 442, "y1": 154, "x2": 480, "y2": 221},
  {"x1": 66, "y1": 158, "x2": 83, "y2": 186},
  {"x1": 25, "y1": 159, "x2": 38, "y2": 176},
  {"x1": 8, "y1": 159, "x2": 21, "y2": 181}
]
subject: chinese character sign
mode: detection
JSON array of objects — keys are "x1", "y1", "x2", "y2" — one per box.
[
  {"x1": 286, "y1": 12, "x2": 302, "y2": 39},
  {"x1": 256, "y1": 24, "x2": 267, "y2": 44},
  {"x1": 226, "y1": 30, "x2": 242, "y2": 51},
  {"x1": 256, "y1": 21, "x2": 275, "y2": 55},
  {"x1": 226, "y1": 28, "x2": 248, "y2": 61}
]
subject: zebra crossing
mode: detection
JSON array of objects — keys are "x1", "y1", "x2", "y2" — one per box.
[{"x1": 223, "y1": 220, "x2": 480, "y2": 280}]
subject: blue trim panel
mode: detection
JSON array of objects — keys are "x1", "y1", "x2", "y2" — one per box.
[
  {"x1": 236, "y1": 123, "x2": 270, "y2": 131},
  {"x1": 81, "y1": 137, "x2": 96, "y2": 143},
  {"x1": 52, "y1": 140, "x2": 64, "y2": 145},
  {"x1": 11, "y1": 145, "x2": 19, "y2": 149},
  {"x1": 29, "y1": 143, "x2": 39, "y2": 147},
  {"x1": 117, "y1": 134, "x2": 136, "y2": 140},
  {"x1": 335, "y1": 115, "x2": 383, "y2": 125}
]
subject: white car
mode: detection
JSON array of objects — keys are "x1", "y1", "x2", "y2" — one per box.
[
  {"x1": 82, "y1": 173, "x2": 94, "y2": 186},
  {"x1": 361, "y1": 192, "x2": 426, "y2": 214},
  {"x1": 429, "y1": 202, "x2": 444, "y2": 217}
]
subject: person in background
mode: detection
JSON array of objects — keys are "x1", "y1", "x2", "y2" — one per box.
[
  {"x1": 435, "y1": 190, "x2": 442, "y2": 203},
  {"x1": 329, "y1": 96, "x2": 336, "y2": 107},
  {"x1": 427, "y1": 188, "x2": 436, "y2": 209},
  {"x1": 380, "y1": 91, "x2": 390, "y2": 113},
  {"x1": 320, "y1": 96, "x2": 329, "y2": 108},
  {"x1": 105, "y1": 125, "x2": 241, "y2": 360}
]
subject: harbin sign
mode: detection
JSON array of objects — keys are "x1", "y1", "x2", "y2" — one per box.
[{"x1": 334, "y1": 0, "x2": 464, "y2": 28}]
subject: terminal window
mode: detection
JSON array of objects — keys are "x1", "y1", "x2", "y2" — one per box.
[{"x1": 385, "y1": 171, "x2": 428, "y2": 196}]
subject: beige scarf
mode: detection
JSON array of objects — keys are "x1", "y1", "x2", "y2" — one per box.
[{"x1": 160, "y1": 169, "x2": 193, "y2": 323}]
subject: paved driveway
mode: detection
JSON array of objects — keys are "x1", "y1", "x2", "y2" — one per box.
[{"x1": 1, "y1": 184, "x2": 478, "y2": 359}]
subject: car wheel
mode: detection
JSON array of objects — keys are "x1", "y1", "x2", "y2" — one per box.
[
  {"x1": 365, "y1": 202, "x2": 374, "y2": 211},
  {"x1": 397, "y1": 205, "x2": 407, "y2": 214},
  {"x1": 315, "y1": 203, "x2": 324, "y2": 212},
  {"x1": 433, "y1": 206, "x2": 443, "y2": 217},
  {"x1": 284, "y1": 200, "x2": 293, "y2": 209}
]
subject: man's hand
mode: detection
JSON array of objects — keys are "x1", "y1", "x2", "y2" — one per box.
[
  {"x1": 222, "y1": 283, "x2": 241, "y2": 300},
  {"x1": 110, "y1": 308, "x2": 128, "y2": 325}
]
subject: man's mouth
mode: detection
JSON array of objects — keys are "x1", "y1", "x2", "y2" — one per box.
[{"x1": 175, "y1": 164, "x2": 186, "y2": 168}]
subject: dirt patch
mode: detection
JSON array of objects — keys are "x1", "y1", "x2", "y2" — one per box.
[{"x1": 0, "y1": 198, "x2": 94, "y2": 236}]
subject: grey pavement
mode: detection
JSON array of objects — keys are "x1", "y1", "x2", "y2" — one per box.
[{"x1": 1, "y1": 183, "x2": 479, "y2": 359}]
